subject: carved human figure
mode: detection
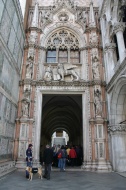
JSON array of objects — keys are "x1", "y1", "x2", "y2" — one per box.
[
  {"x1": 22, "y1": 101, "x2": 29, "y2": 116},
  {"x1": 44, "y1": 65, "x2": 52, "y2": 81},
  {"x1": 94, "y1": 89, "x2": 102, "y2": 116},
  {"x1": 52, "y1": 67, "x2": 61, "y2": 81},
  {"x1": 89, "y1": 32, "x2": 98, "y2": 44},
  {"x1": 24, "y1": 88, "x2": 30, "y2": 100},
  {"x1": 28, "y1": 48, "x2": 34, "y2": 60},
  {"x1": 92, "y1": 56, "x2": 100, "y2": 79},
  {"x1": 26, "y1": 61, "x2": 33, "y2": 78}
]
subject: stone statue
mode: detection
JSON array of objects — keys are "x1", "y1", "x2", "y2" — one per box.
[
  {"x1": 92, "y1": 56, "x2": 100, "y2": 79},
  {"x1": 94, "y1": 89, "x2": 102, "y2": 117},
  {"x1": 24, "y1": 88, "x2": 30, "y2": 100},
  {"x1": 28, "y1": 48, "x2": 34, "y2": 60},
  {"x1": 57, "y1": 63, "x2": 79, "y2": 81},
  {"x1": 26, "y1": 61, "x2": 33, "y2": 78},
  {"x1": 22, "y1": 101, "x2": 29, "y2": 116},
  {"x1": 52, "y1": 67, "x2": 61, "y2": 81},
  {"x1": 89, "y1": 32, "x2": 98, "y2": 44},
  {"x1": 44, "y1": 65, "x2": 52, "y2": 81}
]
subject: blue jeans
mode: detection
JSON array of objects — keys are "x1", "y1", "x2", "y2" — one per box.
[{"x1": 58, "y1": 158, "x2": 66, "y2": 170}]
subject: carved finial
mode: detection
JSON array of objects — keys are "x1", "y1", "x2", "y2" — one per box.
[
  {"x1": 89, "y1": 0, "x2": 96, "y2": 27},
  {"x1": 31, "y1": 1, "x2": 39, "y2": 27}
]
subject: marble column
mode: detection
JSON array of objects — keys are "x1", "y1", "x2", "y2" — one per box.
[
  {"x1": 104, "y1": 43, "x2": 116, "y2": 82},
  {"x1": 113, "y1": 23, "x2": 126, "y2": 63},
  {"x1": 34, "y1": 90, "x2": 42, "y2": 162}
]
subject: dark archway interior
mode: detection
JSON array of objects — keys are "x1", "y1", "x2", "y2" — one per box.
[{"x1": 40, "y1": 94, "x2": 82, "y2": 147}]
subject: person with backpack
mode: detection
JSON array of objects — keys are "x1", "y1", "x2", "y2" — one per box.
[{"x1": 57, "y1": 145, "x2": 67, "y2": 171}]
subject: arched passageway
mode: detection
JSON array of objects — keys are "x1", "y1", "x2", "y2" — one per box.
[{"x1": 40, "y1": 94, "x2": 82, "y2": 147}]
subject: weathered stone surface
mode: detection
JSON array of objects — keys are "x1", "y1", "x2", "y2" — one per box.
[
  {"x1": 12, "y1": 12, "x2": 19, "y2": 33},
  {"x1": 8, "y1": 26, "x2": 16, "y2": 54},
  {"x1": 0, "y1": 0, "x2": 4, "y2": 22},
  {"x1": 6, "y1": 0, "x2": 15, "y2": 21},
  {"x1": 0, "y1": 9, "x2": 11, "y2": 43}
]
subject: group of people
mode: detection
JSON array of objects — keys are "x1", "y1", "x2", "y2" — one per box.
[
  {"x1": 26, "y1": 143, "x2": 83, "y2": 180},
  {"x1": 52, "y1": 144, "x2": 83, "y2": 171}
]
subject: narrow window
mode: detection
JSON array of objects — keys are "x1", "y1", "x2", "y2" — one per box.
[
  {"x1": 46, "y1": 49, "x2": 56, "y2": 63},
  {"x1": 70, "y1": 49, "x2": 80, "y2": 64},
  {"x1": 58, "y1": 49, "x2": 68, "y2": 63}
]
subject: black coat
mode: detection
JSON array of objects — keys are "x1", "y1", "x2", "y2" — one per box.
[{"x1": 43, "y1": 148, "x2": 53, "y2": 164}]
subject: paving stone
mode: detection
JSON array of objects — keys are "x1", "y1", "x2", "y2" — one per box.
[{"x1": 0, "y1": 170, "x2": 126, "y2": 190}]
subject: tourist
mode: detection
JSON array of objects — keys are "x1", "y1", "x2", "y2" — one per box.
[{"x1": 43, "y1": 144, "x2": 53, "y2": 180}]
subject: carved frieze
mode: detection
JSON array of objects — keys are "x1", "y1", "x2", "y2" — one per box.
[{"x1": 108, "y1": 124, "x2": 126, "y2": 133}]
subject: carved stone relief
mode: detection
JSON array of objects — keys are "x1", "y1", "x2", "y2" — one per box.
[
  {"x1": 58, "y1": 12, "x2": 69, "y2": 22},
  {"x1": 89, "y1": 32, "x2": 98, "y2": 44},
  {"x1": 44, "y1": 64, "x2": 79, "y2": 81},
  {"x1": 21, "y1": 100, "x2": 29, "y2": 117},
  {"x1": 94, "y1": 87, "x2": 102, "y2": 117},
  {"x1": 92, "y1": 56, "x2": 100, "y2": 79},
  {"x1": 27, "y1": 48, "x2": 35, "y2": 60},
  {"x1": 26, "y1": 60, "x2": 33, "y2": 79},
  {"x1": 23, "y1": 85, "x2": 31, "y2": 100},
  {"x1": 28, "y1": 31, "x2": 38, "y2": 44}
]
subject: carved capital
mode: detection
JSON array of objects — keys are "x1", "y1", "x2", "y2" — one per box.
[
  {"x1": 104, "y1": 43, "x2": 116, "y2": 52},
  {"x1": 113, "y1": 22, "x2": 125, "y2": 34},
  {"x1": 108, "y1": 124, "x2": 126, "y2": 133}
]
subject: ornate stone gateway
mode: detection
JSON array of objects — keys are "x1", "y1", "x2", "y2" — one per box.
[{"x1": 14, "y1": 0, "x2": 111, "y2": 171}]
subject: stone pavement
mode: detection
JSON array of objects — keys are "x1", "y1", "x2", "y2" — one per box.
[{"x1": 0, "y1": 170, "x2": 126, "y2": 190}]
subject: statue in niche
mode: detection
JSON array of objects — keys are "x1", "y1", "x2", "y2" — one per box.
[
  {"x1": 89, "y1": 32, "x2": 98, "y2": 44},
  {"x1": 22, "y1": 101, "x2": 29, "y2": 116},
  {"x1": 26, "y1": 61, "x2": 33, "y2": 79},
  {"x1": 28, "y1": 48, "x2": 34, "y2": 60},
  {"x1": 24, "y1": 88, "x2": 30, "y2": 100},
  {"x1": 94, "y1": 89, "x2": 102, "y2": 117},
  {"x1": 44, "y1": 65, "x2": 52, "y2": 81},
  {"x1": 57, "y1": 63, "x2": 79, "y2": 81},
  {"x1": 92, "y1": 56, "x2": 100, "y2": 79}
]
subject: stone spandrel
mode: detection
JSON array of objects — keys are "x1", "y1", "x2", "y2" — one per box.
[{"x1": 32, "y1": 0, "x2": 98, "y2": 7}]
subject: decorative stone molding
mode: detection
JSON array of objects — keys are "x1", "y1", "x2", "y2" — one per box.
[
  {"x1": 108, "y1": 124, "x2": 126, "y2": 133},
  {"x1": 46, "y1": 29, "x2": 79, "y2": 49},
  {"x1": 104, "y1": 43, "x2": 116, "y2": 52},
  {"x1": 113, "y1": 22, "x2": 125, "y2": 34},
  {"x1": 0, "y1": 161, "x2": 16, "y2": 178},
  {"x1": 58, "y1": 12, "x2": 69, "y2": 22}
]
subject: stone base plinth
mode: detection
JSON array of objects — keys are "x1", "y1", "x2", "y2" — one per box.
[
  {"x1": 0, "y1": 161, "x2": 16, "y2": 178},
  {"x1": 81, "y1": 160, "x2": 112, "y2": 172}
]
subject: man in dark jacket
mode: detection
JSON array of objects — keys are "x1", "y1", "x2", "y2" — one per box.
[{"x1": 43, "y1": 144, "x2": 53, "y2": 180}]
